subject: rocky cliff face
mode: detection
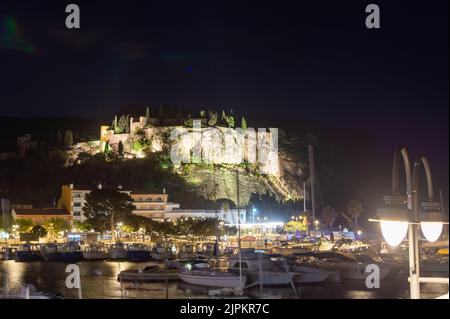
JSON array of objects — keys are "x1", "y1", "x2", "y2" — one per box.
[{"x1": 98, "y1": 124, "x2": 307, "y2": 205}]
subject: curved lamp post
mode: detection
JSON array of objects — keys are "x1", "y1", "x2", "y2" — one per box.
[{"x1": 372, "y1": 146, "x2": 447, "y2": 299}]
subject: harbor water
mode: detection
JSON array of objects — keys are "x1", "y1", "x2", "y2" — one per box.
[{"x1": 1, "y1": 260, "x2": 447, "y2": 299}]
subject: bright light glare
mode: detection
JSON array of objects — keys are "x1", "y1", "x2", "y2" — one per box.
[
  {"x1": 380, "y1": 220, "x2": 408, "y2": 247},
  {"x1": 421, "y1": 222, "x2": 443, "y2": 243}
]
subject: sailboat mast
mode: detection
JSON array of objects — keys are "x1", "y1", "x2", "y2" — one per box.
[
  {"x1": 236, "y1": 170, "x2": 242, "y2": 287},
  {"x1": 308, "y1": 145, "x2": 316, "y2": 226}
]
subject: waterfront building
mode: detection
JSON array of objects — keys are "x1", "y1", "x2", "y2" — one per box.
[
  {"x1": 59, "y1": 184, "x2": 131, "y2": 221},
  {"x1": 11, "y1": 207, "x2": 72, "y2": 224}
]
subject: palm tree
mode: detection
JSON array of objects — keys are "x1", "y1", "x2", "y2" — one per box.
[
  {"x1": 347, "y1": 200, "x2": 364, "y2": 230},
  {"x1": 321, "y1": 206, "x2": 338, "y2": 230}
]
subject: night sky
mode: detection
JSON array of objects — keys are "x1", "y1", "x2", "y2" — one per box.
[{"x1": 0, "y1": 1, "x2": 448, "y2": 195}]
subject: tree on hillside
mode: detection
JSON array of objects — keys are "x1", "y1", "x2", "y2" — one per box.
[
  {"x1": 347, "y1": 199, "x2": 364, "y2": 230},
  {"x1": 125, "y1": 115, "x2": 130, "y2": 132},
  {"x1": 118, "y1": 141, "x2": 124, "y2": 157},
  {"x1": 117, "y1": 115, "x2": 127, "y2": 133},
  {"x1": 145, "y1": 107, "x2": 151, "y2": 126},
  {"x1": 158, "y1": 105, "x2": 165, "y2": 126},
  {"x1": 83, "y1": 189, "x2": 134, "y2": 242},
  {"x1": 241, "y1": 117, "x2": 247, "y2": 130},
  {"x1": 56, "y1": 130, "x2": 62, "y2": 146},
  {"x1": 64, "y1": 130, "x2": 73, "y2": 147},
  {"x1": 208, "y1": 111, "x2": 218, "y2": 126}
]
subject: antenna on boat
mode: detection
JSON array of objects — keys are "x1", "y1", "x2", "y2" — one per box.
[{"x1": 236, "y1": 170, "x2": 242, "y2": 288}]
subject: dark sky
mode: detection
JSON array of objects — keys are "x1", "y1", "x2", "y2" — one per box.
[{"x1": 0, "y1": 0, "x2": 448, "y2": 193}]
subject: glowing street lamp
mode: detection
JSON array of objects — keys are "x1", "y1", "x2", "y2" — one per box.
[
  {"x1": 376, "y1": 195, "x2": 411, "y2": 246},
  {"x1": 420, "y1": 201, "x2": 445, "y2": 243},
  {"x1": 371, "y1": 146, "x2": 448, "y2": 299}
]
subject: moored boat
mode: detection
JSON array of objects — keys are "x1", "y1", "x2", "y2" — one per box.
[
  {"x1": 0, "y1": 247, "x2": 16, "y2": 261},
  {"x1": 118, "y1": 265, "x2": 180, "y2": 282},
  {"x1": 59, "y1": 243, "x2": 83, "y2": 263},
  {"x1": 151, "y1": 243, "x2": 175, "y2": 260},
  {"x1": 82, "y1": 245, "x2": 108, "y2": 260},
  {"x1": 178, "y1": 268, "x2": 247, "y2": 288},
  {"x1": 127, "y1": 243, "x2": 151, "y2": 262},
  {"x1": 40, "y1": 244, "x2": 62, "y2": 262},
  {"x1": 290, "y1": 262, "x2": 341, "y2": 283},
  {"x1": 228, "y1": 248, "x2": 295, "y2": 285},
  {"x1": 295, "y1": 252, "x2": 393, "y2": 281},
  {"x1": 15, "y1": 244, "x2": 42, "y2": 262},
  {"x1": 109, "y1": 242, "x2": 127, "y2": 260}
]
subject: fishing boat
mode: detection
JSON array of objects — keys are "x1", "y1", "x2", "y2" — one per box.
[
  {"x1": 151, "y1": 243, "x2": 175, "y2": 260},
  {"x1": 0, "y1": 247, "x2": 16, "y2": 261},
  {"x1": 109, "y1": 242, "x2": 127, "y2": 260},
  {"x1": 228, "y1": 248, "x2": 295, "y2": 285},
  {"x1": 127, "y1": 243, "x2": 151, "y2": 262},
  {"x1": 40, "y1": 244, "x2": 62, "y2": 262},
  {"x1": 15, "y1": 244, "x2": 42, "y2": 262},
  {"x1": 59, "y1": 243, "x2": 83, "y2": 263},
  {"x1": 178, "y1": 268, "x2": 247, "y2": 288},
  {"x1": 82, "y1": 245, "x2": 108, "y2": 260}
]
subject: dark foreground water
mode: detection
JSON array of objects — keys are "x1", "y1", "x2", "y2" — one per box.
[{"x1": 0, "y1": 260, "x2": 447, "y2": 299}]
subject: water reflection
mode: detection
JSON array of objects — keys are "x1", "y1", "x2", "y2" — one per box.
[{"x1": 1, "y1": 261, "x2": 447, "y2": 299}]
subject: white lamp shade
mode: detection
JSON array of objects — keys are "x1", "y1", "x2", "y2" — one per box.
[
  {"x1": 421, "y1": 222, "x2": 443, "y2": 243},
  {"x1": 380, "y1": 220, "x2": 408, "y2": 247}
]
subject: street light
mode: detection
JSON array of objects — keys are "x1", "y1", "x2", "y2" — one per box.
[
  {"x1": 371, "y1": 146, "x2": 448, "y2": 299},
  {"x1": 420, "y1": 201, "x2": 445, "y2": 243},
  {"x1": 376, "y1": 195, "x2": 411, "y2": 246}
]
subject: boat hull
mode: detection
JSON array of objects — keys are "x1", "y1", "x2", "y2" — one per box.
[
  {"x1": 42, "y1": 252, "x2": 62, "y2": 262},
  {"x1": 292, "y1": 265, "x2": 341, "y2": 283},
  {"x1": 151, "y1": 252, "x2": 175, "y2": 260},
  {"x1": 109, "y1": 248, "x2": 127, "y2": 260},
  {"x1": 15, "y1": 251, "x2": 42, "y2": 262},
  {"x1": 248, "y1": 270, "x2": 294, "y2": 285},
  {"x1": 179, "y1": 271, "x2": 247, "y2": 288},
  {"x1": 60, "y1": 252, "x2": 83, "y2": 263},
  {"x1": 127, "y1": 250, "x2": 151, "y2": 262},
  {"x1": 83, "y1": 252, "x2": 108, "y2": 260}
]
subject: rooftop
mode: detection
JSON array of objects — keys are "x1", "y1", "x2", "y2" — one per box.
[{"x1": 14, "y1": 208, "x2": 70, "y2": 216}]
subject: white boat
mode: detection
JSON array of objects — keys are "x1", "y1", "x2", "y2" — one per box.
[
  {"x1": 178, "y1": 269, "x2": 247, "y2": 288},
  {"x1": 272, "y1": 246, "x2": 311, "y2": 256},
  {"x1": 297, "y1": 252, "x2": 392, "y2": 281},
  {"x1": 151, "y1": 243, "x2": 175, "y2": 260},
  {"x1": 228, "y1": 248, "x2": 295, "y2": 285},
  {"x1": 291, "y1": 264, "x2": 341, "y2": 283},
  {"x1": 109, "y1": 243, "x2": 127, "y2": 260},
  {"x1": 82, "y1": 245, "x2": 108, "y2": 260}
]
